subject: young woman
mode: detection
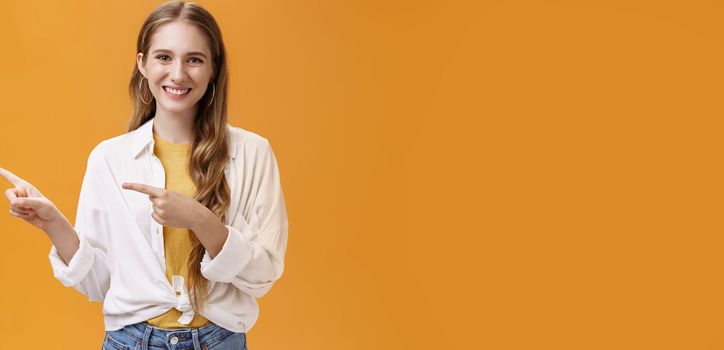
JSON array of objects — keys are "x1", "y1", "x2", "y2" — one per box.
[{"x1": 0, "y1": 1, "x2": 288, "y2": 349}]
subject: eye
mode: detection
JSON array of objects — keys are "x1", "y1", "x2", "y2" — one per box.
[{"x1": 155, "y1": 55, "x2": 203, "y2": 64}]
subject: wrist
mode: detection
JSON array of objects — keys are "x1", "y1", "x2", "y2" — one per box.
[
  {"x1": 44, "y1": 216, "x2": 72, "y2": 239},
  {"x1": 191, "y1": 204, "x2": 213, "y2": 232}
]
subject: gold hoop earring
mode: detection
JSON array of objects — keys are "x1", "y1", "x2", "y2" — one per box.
[
  {"x1": 139, "y1": 76, "x2": 152, "y2": 105},
  {"x1": 207, "y1": 82, "x2": 216, "y2": 108}
]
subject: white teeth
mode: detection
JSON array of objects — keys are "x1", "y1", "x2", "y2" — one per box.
[{"x1": 164, "y1": 87, "x2": 190, "y2": 95}]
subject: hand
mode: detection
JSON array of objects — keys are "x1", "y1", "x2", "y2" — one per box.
[
  {"x1": 0, "y1": 167, "x2": 66, "y2": 232},
  {"x1": 122, "y1": 182, "x2": 207, "y2": 230}
]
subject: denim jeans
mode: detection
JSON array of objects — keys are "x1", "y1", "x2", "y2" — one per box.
[{"x1": 101, "y1": 321, "x2": 247, "y2": 350}]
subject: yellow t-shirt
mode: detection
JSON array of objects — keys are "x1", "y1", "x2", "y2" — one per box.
[{"x1": 145, "y1": 132, "x2": 210, "y2": 329}]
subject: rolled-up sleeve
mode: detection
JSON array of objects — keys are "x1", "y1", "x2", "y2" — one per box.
[
  {"x1": 48, "y1": 147, "x2": 111, "y2": 302},
  {"x1": 200, "y1": 140, "x2": 289, "y2": 298}
]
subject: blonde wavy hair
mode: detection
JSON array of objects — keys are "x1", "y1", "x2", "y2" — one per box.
[{"x1": 127, "y1": 1, "x2": 231, "y2": 314}]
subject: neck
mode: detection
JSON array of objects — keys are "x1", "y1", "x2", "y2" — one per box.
[{"x1": 152, "y1": 105, "x2": 197, "y2": 144}]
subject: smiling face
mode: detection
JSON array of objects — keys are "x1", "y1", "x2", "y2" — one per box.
[{"x1": 136, "y1": 20, "x2": 214, "y2": 117}]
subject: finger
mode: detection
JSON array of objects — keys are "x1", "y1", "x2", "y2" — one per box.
[
  {"x1": 122, "y1": 182, "x2": 163, "y2": 197},
  {"x1": 5, "y1": 190, "x2": 32, "y2": 211},
  {"x1": 151, "y1": 211, "x2": 164, "y2": 225},
  {"x1": 9, "y1": 199, "x2": 32, "y2": 212},
  {"x1": 4, "y1": 185, "x2": 34, "y2": 200},
  {"x1": 4, "y1": 188, "x2": 18, "y2": 201},
  {"x1": 5, "y1": 188, "x2": 28, "y2": 200},
  {"x1": 9, "y1": 209, "x2": 31, "y2": 218},
  {"x1": 152, "y1": 203, "x2": 163, "y2": 213},
  {"x1": 10, "y1": 207, "x2": 31, "y2": 215},
  {"x1": 9, "y1": 202, "x2": 33, "y2": 212},
  {"x1": 0, "y1": 167, "x2": 27, "y2": 187},
  {"x1": 11, "y1": 197, "x2": 45, "y2": 210}
]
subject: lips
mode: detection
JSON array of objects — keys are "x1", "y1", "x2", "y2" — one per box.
[{"x1": 163, "y1": 86, "x2": 192, "y2": 95}]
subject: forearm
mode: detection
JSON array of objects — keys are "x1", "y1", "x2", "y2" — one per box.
[
  {"x1": 191, "y1": 207, "x2": 229, "y2": 259},
  {"x1": 44, "y1": 217, "x2": 79, "y2": 266}
]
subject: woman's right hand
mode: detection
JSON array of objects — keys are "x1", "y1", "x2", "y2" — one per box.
[{"x1": 0, "y1": 167, "x2": 65, "y2": 232}]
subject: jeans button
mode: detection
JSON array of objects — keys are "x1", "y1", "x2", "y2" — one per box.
[{"x1": 170, "y1": 336, "x2": 179, "y2": 344}]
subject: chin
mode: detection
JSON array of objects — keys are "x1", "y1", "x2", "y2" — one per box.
[{"x1": 159, "y1": 98, "x2": 200, "y2": 110}]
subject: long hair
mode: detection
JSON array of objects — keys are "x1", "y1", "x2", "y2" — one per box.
[{"x1": 127, "y1": 1, "x2": 231, "y2": 314}]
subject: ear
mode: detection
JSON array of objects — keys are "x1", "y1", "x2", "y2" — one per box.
[{"x1": 136, "y1": 52, "x2": 147, "y2": 77}]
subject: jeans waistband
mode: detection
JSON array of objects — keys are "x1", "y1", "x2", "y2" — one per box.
[{"x1": 115, "y1": 321, "x2": 227, "y2": 349}]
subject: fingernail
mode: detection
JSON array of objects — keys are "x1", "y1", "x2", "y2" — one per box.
[{"x1": 11, "y1": 199, "x2": 18, "y2": 205}]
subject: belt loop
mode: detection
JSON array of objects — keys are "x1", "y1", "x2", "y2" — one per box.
[
  {"x1": 141, "y1": 323, "x2": 153, "y2": 350},
  {"x1": 192, "y1": 328, "x2": 201, "y2": 350}
]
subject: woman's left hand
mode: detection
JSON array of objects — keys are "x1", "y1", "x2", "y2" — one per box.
[{"x1": 122, "y1": 182, "x2": 208, "y2": 230}]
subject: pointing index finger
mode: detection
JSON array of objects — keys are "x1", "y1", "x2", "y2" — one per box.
[
  {"x1": 122, "y1": 182, "x2": 163, "y2": 197},
  {"x1": 0, "y1": 167, "x2": 27, "y2": 187}
]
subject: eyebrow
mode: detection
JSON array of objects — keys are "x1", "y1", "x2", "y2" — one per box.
[{"x1": 151, "y1": 49, "x2": 208, "y2": 59}]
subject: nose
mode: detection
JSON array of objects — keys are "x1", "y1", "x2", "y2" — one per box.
[{"x1": 170, "y1": 60, "x2": 187, "y2": 82}]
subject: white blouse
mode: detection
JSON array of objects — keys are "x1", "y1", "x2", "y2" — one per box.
[{"x1": 48, "y1": 117, "x2": 289, "y2": 333}]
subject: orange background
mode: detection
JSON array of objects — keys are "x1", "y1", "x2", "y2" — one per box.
[{"x1": 1, "y1": 0, "x2": 723, "y2": 348}]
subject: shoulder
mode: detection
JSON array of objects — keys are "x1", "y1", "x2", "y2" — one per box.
[
  {"x1": 226, "y1": 123, "x2": 275, "y2": 158},
  {"x1": 85, "y1": 132, "x2": 133, "y2": 165},
  {"x1": 227, "y1": 123, "x2": 271, "y2": 147}
]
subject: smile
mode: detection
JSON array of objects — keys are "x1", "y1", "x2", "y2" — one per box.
[{"x1": 163, "y1": 86, "x2": 192, "y2": 95}]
